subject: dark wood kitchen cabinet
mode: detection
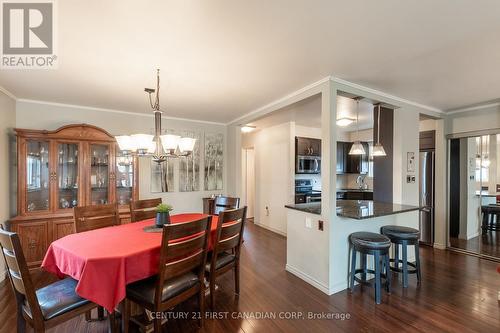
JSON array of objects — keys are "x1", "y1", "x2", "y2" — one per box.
[
  {"x1": 336, "y1": 142, "x2": 347, "y2": 174},
  {"x1": 296, "y1": 137, "x2": 321, "y2": 156},
  {"x1": 344, "y1": 191, "x2": 373, "y2": 200},
  {"x1": 345, "y1": 142, "x2": 369, "y2": 174},
  {"x1": 336, "y1": 141, "x2": 368, "y2": 174}
]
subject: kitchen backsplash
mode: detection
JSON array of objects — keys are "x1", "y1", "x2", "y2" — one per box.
[
  {"x1": 294, "y1": 173, "x2": 373, "y2": 191},
  {"x1": 337, "y1": 174, "x2": 373, "y2": 190}
]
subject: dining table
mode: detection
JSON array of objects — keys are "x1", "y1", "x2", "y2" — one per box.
[{"x1": 41, "y1": 213, "x2": 219, "y2": 314}]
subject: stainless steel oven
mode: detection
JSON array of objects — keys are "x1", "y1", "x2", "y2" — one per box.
[
  {"x1": 296, "y1": 155, "x2": 321, "y2": 174},
  {"x1": 306, "y1": 195, "x2": 321, "y2": 203}
]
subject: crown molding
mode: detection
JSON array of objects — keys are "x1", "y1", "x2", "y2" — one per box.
[
  {"x1": 0, "y1": 85, "x2": 16, "y2": 100},
  {"x1": 446, "y1": 101, "x2": 500, "y2": 115},
  {"x1": 227, "y1": 76, "x2": 330, "y2": 125},
  {"x1": 16, "y1": 98, "x2": 226, "y2": 126},
  {"x1": 330, "y1": 77, "x2": 444, "y2": 114}
]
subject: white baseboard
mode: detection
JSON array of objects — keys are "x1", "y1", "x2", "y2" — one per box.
[
  {"x1": 285, "y1": 264, "x2": 332, "y2": 295},
  {"x1": 433, "y1": 243, "x2": 446, "y2": 250},
  {"x1": 466, "y1": 231, "x2": 480, "y2": 240},
  {"x1": 253, "y1": 222, "x2": 286, "y2": 237}
]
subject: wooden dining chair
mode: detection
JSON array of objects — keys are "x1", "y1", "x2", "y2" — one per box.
[
  {"x1": 0, "y1": 228, "x2": 97, "y2": 333},
  {"x1": 73, "y1": 203, "x2": 120, "y2": 233},
  {"x1": 122, "y1": 216, "x2": 212, "y2": 333},
  {"x1": 213, "y1": 196, "x2": 240, "y2": 215},
  {"x1": 130, "y1": 198, "x2": 162, "y2": 222},
  {"x1": 206, "y1": 206, "x2": 247, "y2": 310},
  {"x1": 73, "y1": 203, "x2": 119, "y2": 320}
]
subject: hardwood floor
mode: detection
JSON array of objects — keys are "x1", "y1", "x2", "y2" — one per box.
[
  {"x1": 450, "y1": 231, "x2": 500, "y2": 257},
  {"x1": 1, "y1": 220, "x2": 500, "y2": 332}
]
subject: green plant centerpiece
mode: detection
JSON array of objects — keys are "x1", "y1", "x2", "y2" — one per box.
[{"x1": 155, "y1": 203, "x2": 173, "y2": 227}]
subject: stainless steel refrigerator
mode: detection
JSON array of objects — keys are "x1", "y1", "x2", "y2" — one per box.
[{"x1": 419, "y1": 150, "x2": 435, "y2": 244}]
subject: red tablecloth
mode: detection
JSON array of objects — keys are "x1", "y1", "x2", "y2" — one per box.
[{"x1": 41, "y1": 213, "x2": 218, "y2": 313}]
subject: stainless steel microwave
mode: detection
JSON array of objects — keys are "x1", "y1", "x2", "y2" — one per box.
[{"x1": 296, "y1": 155, "x2": 321, "y2": 174}]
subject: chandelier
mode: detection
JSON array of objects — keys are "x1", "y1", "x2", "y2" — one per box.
[{"x1": 115, "y1": 69, "x2": 196, "y2": 163}]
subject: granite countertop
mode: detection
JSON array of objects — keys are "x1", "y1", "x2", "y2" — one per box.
[
  {"x1": 337, "y1": 188, "x2": 373, "y2": 193},
  {"x1": 475, "y1": 191, "x2": 500, "y2": 197},
  {"x1": 285, "y1": 203, "x2": 321, "y2": 215},
  {"x1": 336, "y1": 200, "x2": 421, "y2": 220},
  {"x1": 285, "y1": 200, "x2": 421, "y2": 219}
]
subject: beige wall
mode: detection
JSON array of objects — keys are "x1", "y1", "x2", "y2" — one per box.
[
  {"x1": 420, "y1": 119, "x2": 437, "y2": 132},
  {"x1": 0, "y1": 91, "x2": 16, "y2": 281},
  {"x1": 446, "y1": 106, "x2": 500, "y2": 135}
]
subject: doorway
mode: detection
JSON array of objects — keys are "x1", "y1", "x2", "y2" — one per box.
[
  {"x1": 242, "y1": 148, "x2": 255, "y2": 219},
  {"x1": 448, "y1": 133, "x2": 500, "y2": 259}
]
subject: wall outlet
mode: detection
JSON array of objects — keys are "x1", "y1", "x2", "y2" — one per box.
[
  {"x1": 305, "y1": 217, "x2": 312, "y2": 229},
  {"x1": 406, "y1": 175, "x2": 416, "y2": 183},
  {"x1": 318, "y1": 220, "x2": 324, "y2": 231}
]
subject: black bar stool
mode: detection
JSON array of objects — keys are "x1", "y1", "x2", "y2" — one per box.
[
  {"x1": 381, "y1": 225, "x2": 421, "y2": 288},
  {"x1": 348, "y1": 232, "x2": 391, "y2": 304}
]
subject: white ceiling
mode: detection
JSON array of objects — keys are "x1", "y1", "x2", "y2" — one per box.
[
  {"x1": 2, "y1": 1, "x2": 500, "y2": 123},
  {"x1": 248, "y1": 95, "x2": 374, "y2": 131}
]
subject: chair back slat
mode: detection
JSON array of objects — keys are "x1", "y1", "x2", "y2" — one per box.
[
  {"x1": 74, "y1": 203, "x2": 119, "y2": 233},
  {"x1": 166, "y1": 233, "x2": 206, "y2": 261},
  {"x1": 155, "y1": 216, "x2": 211, "y2": 303},
  {"x1": 220, "y1": 221, "x2": 243, "y2": 241},
  {"x1": 166, "y1": 219, "x2": 210, "y2": 240},
  {"x1": 3, "y1": 249, "x2": 21, "y2": 273},
  {"x1": 0, "y1": 227, "x2": 44, "y2": 320},
  {"x1": 212, "y1": 207, "x2": 247, "y2": 257},
  {"x1": 216, "y1": 233, "x2": 241, "y2": 253},
  {"x1": 130, "y1": 198, "x2": 162, "y2": 222},
  {"x1": 164, "y1": 250, "x2": 204, "y2": 280},
  {"x1": 213, "y1": 196, "x2": 240, "y2": 215},
  {"x1": 131, "y1": 210, "x2": 155, "y2": 222}
]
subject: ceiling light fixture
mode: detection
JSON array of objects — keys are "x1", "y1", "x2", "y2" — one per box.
[
  {"x1": 241, "y1": 125, "x2": 256, "y2": 133},
  {"x1": 349, "y1": 98, "x2": 366, "y2": 155},
  {"x1": 115, "y1": 69, "x2": 195, "y2": 163},
  {"x1": 336, "y1": 117, "x2": 355, "y2": 127},
  {"x1": 372, "y1": 104, "x2": 387, "y2": 157}
]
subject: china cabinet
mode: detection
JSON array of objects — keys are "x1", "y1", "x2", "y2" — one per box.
[{"x1": 8, "y1": 124, "x2": 139, "y2": 268}]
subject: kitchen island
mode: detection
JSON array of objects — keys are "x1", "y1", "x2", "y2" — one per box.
[
  {"x1": 284, "y1": 200, "x2": 421, "y2": 295},
  {"x1": 285, "y1": 200, "x2": 420, "y2": 219}
]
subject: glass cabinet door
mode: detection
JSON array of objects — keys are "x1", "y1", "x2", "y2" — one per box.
[
  {"x1": 57, "y1": 143, "x2": 79, "y2": 210},
  {"x1": 26, "y1": 140, "x2": 50, "y2": 212},
  {"x1": 89, "y1": 144, "x2": 110, "y2": 205},
  {"x1": 115, "y1": 151, "x2": 134, "y2": 205}
]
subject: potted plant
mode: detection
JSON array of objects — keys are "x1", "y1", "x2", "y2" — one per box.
[{"x1": 155, "y1": 203, "x2": 173, "y2": 227}]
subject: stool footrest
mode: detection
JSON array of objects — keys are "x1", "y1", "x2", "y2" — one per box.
[
  {"x1": 353, "y1": 269, "x2": 389, "y2": 288},
  {"x1": 389, "y1": 259, "x2": 418, "y2": 274}
]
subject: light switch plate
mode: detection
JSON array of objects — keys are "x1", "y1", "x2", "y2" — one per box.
[{"x1": 305, "y1": 217, "x2": 312, "y2": 229}]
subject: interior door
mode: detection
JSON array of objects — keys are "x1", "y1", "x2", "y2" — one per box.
[
  {"x1": 448, "y1": 136, "x2": 481, "y2": 254},
  {"x1": 479, "y1": 134, "x2": 500, "y2": 258}
]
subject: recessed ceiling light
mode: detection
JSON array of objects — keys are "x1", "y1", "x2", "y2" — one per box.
[
  {"x1": 241, "y1": 125, "x2": 256, "y2": 133},
  {"x1": 336, "y1": 117, "x2": 355, "y2": 127}
]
